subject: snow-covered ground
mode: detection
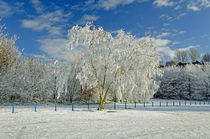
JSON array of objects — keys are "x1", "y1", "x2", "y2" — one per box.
[{"x1": 1, "y1": 104, "x2": 210, "y2": 139}]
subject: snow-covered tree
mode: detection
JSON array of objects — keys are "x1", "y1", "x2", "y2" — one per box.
[
  {"x1": 202, "y1": 53, "x2": 210, "y2": 63},
  {"x1": 189, "y1": 48, "x2": 200, "y2": 62},
  {"x1": 155, "y1": 64, "x2": 209, "y2": 100},
  {"x1": 175, "y1": 50, "x2": 187, "y2": 63},
  {"x1": 67, "y1": 24, "x2": 161, "y2": 110}
]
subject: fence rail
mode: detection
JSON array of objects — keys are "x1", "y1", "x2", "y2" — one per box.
[{"x1": 1, "y1": 100, "x2": 210, "y2": 113}]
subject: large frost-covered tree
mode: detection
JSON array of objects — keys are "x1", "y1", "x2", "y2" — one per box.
[{"x1": 67, "y1": 24, "x2": 161, "y2": 110}]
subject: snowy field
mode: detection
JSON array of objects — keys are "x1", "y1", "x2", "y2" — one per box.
[{"x1": 1, "y1": 103, "x2": 210, "y2": 139}]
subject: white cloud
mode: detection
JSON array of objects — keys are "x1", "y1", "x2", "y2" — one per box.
[
  {"x1": 0, "y1": 0, "x2": 23, "y2": 17},
  {"x1": 152, "y1": 38, "x2": 175, "y2": 58},
  {"x1": 142, "y1": 37, "x2": 175, "y2": 58},
  {"x1": 157, "y1": 32, "x2": 171, "y2": 38},
  {"x1": 22, "y1": 10, "x2": 72, "y2": 37},
  {"x1": 199, "y1": 0, "x2": 210, "y2": 8},
  {"x1": 30, "y1": 0, "x2": 43, "y2": 13},
  {"x1": 0, "y1": 0, "x2": 12, "y2": 17},
  {"x1": 77, "y1": 14, "x2": 99, "y2": 25},
  {"x1": 159, "y1": 14, "x2": 173, "y2": 21},
  {"x1": 98, "y1": 0, "x2": 135, "y2": 10},
  {"x1": 187, "y1": 0, "x2": 210, "y2": 11},
  {"x1": 153, "y1": 0, "x2": 175, "y2": 7},
  {"x1": 176, "y1": 45, "x2": 196, "y2": 51},
  {"x1": 85, "y1": 0, "x2": 148, "y2": 10},
  {"x1": 39, "y1": 38, "x2": 69, "y2": 61},
  {"x1": 176, "y1": 13, "x2": 187, "y2": 19},
  {"x1": 187, "y1": 3, "x2": 200, "y2": 11},
  {"x1": 174, "y1": 5, "x2": 181, "y2": 10}
]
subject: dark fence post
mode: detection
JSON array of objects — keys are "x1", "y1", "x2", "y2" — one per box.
[
  {"x1": 125, "y1": 102, "x2": 127, "y2": 109},
  {"x1": 160, "y1": 102, "x2": 161, "y2": 107},
  {"x1": 55, "y1": 104, "x2": 57, "y2": 111},
  {"x1": 173, "y1": 101, "x2": 175, "y2": 106},
  {"x1": 134, "y1": 102, "x2": 136, "y2": 108},
  {"x1": 190, "y1": 101, "x2": 191, "y2": 105},
  {"x1": 179, "y1": 101, "x2": 181, "y2": 106},
  {"x1": 12, "y1": 104, "x2": 14, "y2": 113},
  {"x1": 144, "y1": 102, "x2": 146, "y2": 107},
  {"x1": 185, "y1": 101, "x2": 186, "y2": 105},
  {"x1": 114, "y1": 103, "x2": 116, "y2": 109},
  {"x1": 35, "y1": 104, "x2": 37, "y2": 112},
  {"x1": 152, "y1": 102, "x2": 154, "y2": 107},
  {"x1": 72, "y1": 103, "x2": 74, "y2": 111},
  {"x1": 88, "y1": 103, "x2": 90, "y2": 110},
  {"x1": 166, "y1": 102, "x2": 168, "y2": 107}
]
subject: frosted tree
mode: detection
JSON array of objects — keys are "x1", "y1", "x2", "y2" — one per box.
[
  {"x1": 189, "y1": 48, "x2": 200, "y2": 62},
  {"x1": 175, "y1": 50, "x2": 187, "y2": 63},
  {"x1": 155, "y1": 64, "x2": 209, "y2": 100},
  {"x1": 0, "y1": 26, "x2": 21, "y2": 102},
  {"x1": 202, "y1": 53, "x2": 210, "y2": 63},
  {"x1": 67, "y1": 24, "x2": 161, "y2": 110}
]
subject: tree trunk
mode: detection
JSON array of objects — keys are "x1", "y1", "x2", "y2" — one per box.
[{"x1": 98, "y1": 96, "x2": 105, "y2": 110}]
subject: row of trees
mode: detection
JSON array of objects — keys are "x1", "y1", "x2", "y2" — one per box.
[
  {"x1": 174, "y1": 48, "x2": 209, "y2": 63},
  {"x1": 0, "y1": 24, "x2": 162, "y2": 110},
  {"x1": 154, "y1": 64, "x2": 210, "y2": 100},
  {"x1": 156, "y1": 48, "x2": 210, "y2": 100}
]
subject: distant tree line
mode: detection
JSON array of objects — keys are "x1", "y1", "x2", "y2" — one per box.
[{"x1": 154, "y1": 48, "x2": 210, "y2": 100}]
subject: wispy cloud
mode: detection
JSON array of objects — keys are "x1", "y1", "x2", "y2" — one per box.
[
  {"x1": 98, "y1": 0, "x2": 135, "y2": 10},
  {"x1": 77, "y1": 14, "x2": 99, "y2": 25},
  {"x1": 0, "y1": 0, "x2": 12, "y2": 17},
  {"x1": 30, "y1": 0, "x2": 44, "y2": 13},
  {"x1": 187, "y1": 3, "x2": 200, "y2": 11},
  {"x1": 0, "y1": 0, "x2": 24, "y2": 17},
  {"x1": 22, "y1": 10, "x2": 72, "y2": 37},
  {"x1": 72, "y1": 0, "x2": 149, "y2": 11},
  {"x1": 153, "y1": 0, "x2": 175, "y2": 7},
  {"x1": 157, "y1": 32, "x2": 171, "y2": 38},
  {"x1": 187, "y1": 0, "x2": 210, "y2": 11},
  {"x1": 176, "y1": 45, "x2": 197, "y2": 51},
  {"x1": 39, "y1": 38, "x2": 69, "y2": 60},
  {"x1": 174, "y1": 5, "x2": 181, "y2": 10},
  {"x1": 176, "y1": 13, "x2": 187, "y2": 19},
  {"x1": 159, "y1": 14, "x2": 173, "y2": 21},
  {"x1": 21, "y1": 0, "x2": 73, "y2": 60}
]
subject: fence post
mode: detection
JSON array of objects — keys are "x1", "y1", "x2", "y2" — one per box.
[
  {"x1": 204, "y1": 101, "x2": 205, "y2": 105},
  {"x1": 173, "y1": 101, "x2": 175, "y2": 106},
  {"x1": 134, "y1": 102, "x2": 136, "y2": 108},
  {"x1": 152, "y1": 102, "x2": 154, "y2": 107},
  {"x1": 179, "y1": 101, "x2": 181, "y2": 106},
  {"x1": 199, "y1": 101, "x2": 201, "y2": 105},
  {"x1": 144, "y1": 102, "x2": 146, "y2": 107},
  {"x1": 166, "y1": 102, "x2": 168, "y2": 107},
  {"x1": 125, "y1": 102, "x2": 127, "y2": 109},
  {"x1": 35, "y1": 104, "x2": 37, "y2": 112},
  {"x1": 72, "y1": 103, "x2": 74, "y2": 111},
  {"x1": 208, "y1": 101, "x2": 210, "y2": 105},
  {"x1": 55, "y1": 104, "x2": 57, "y2": 111},
  {"x1": 88, "y1": 103, "x2": 90, "y2": 110},
  {"x1": 195, "y1": 101, "x2": 196, "y2": 105},
  {"x1": 12, "y1": 104, "x2": 14, "y2": 113},
  {"x1": 160, "y1": 102, "x2": 161, "y2": 107},
  {"x1": 185, "y1": 101, "x2": 186, "y2": 105},
  {"x1": 114, "y1": 103, "x2": 116, "y2": 109},
  {"x1": 190, "y1": 101, "x2": 191, "y2": 105}
]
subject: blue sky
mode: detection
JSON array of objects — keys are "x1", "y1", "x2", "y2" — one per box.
[{"x1": 0, "y1": 0, "x2": 210, "y2": 62}]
